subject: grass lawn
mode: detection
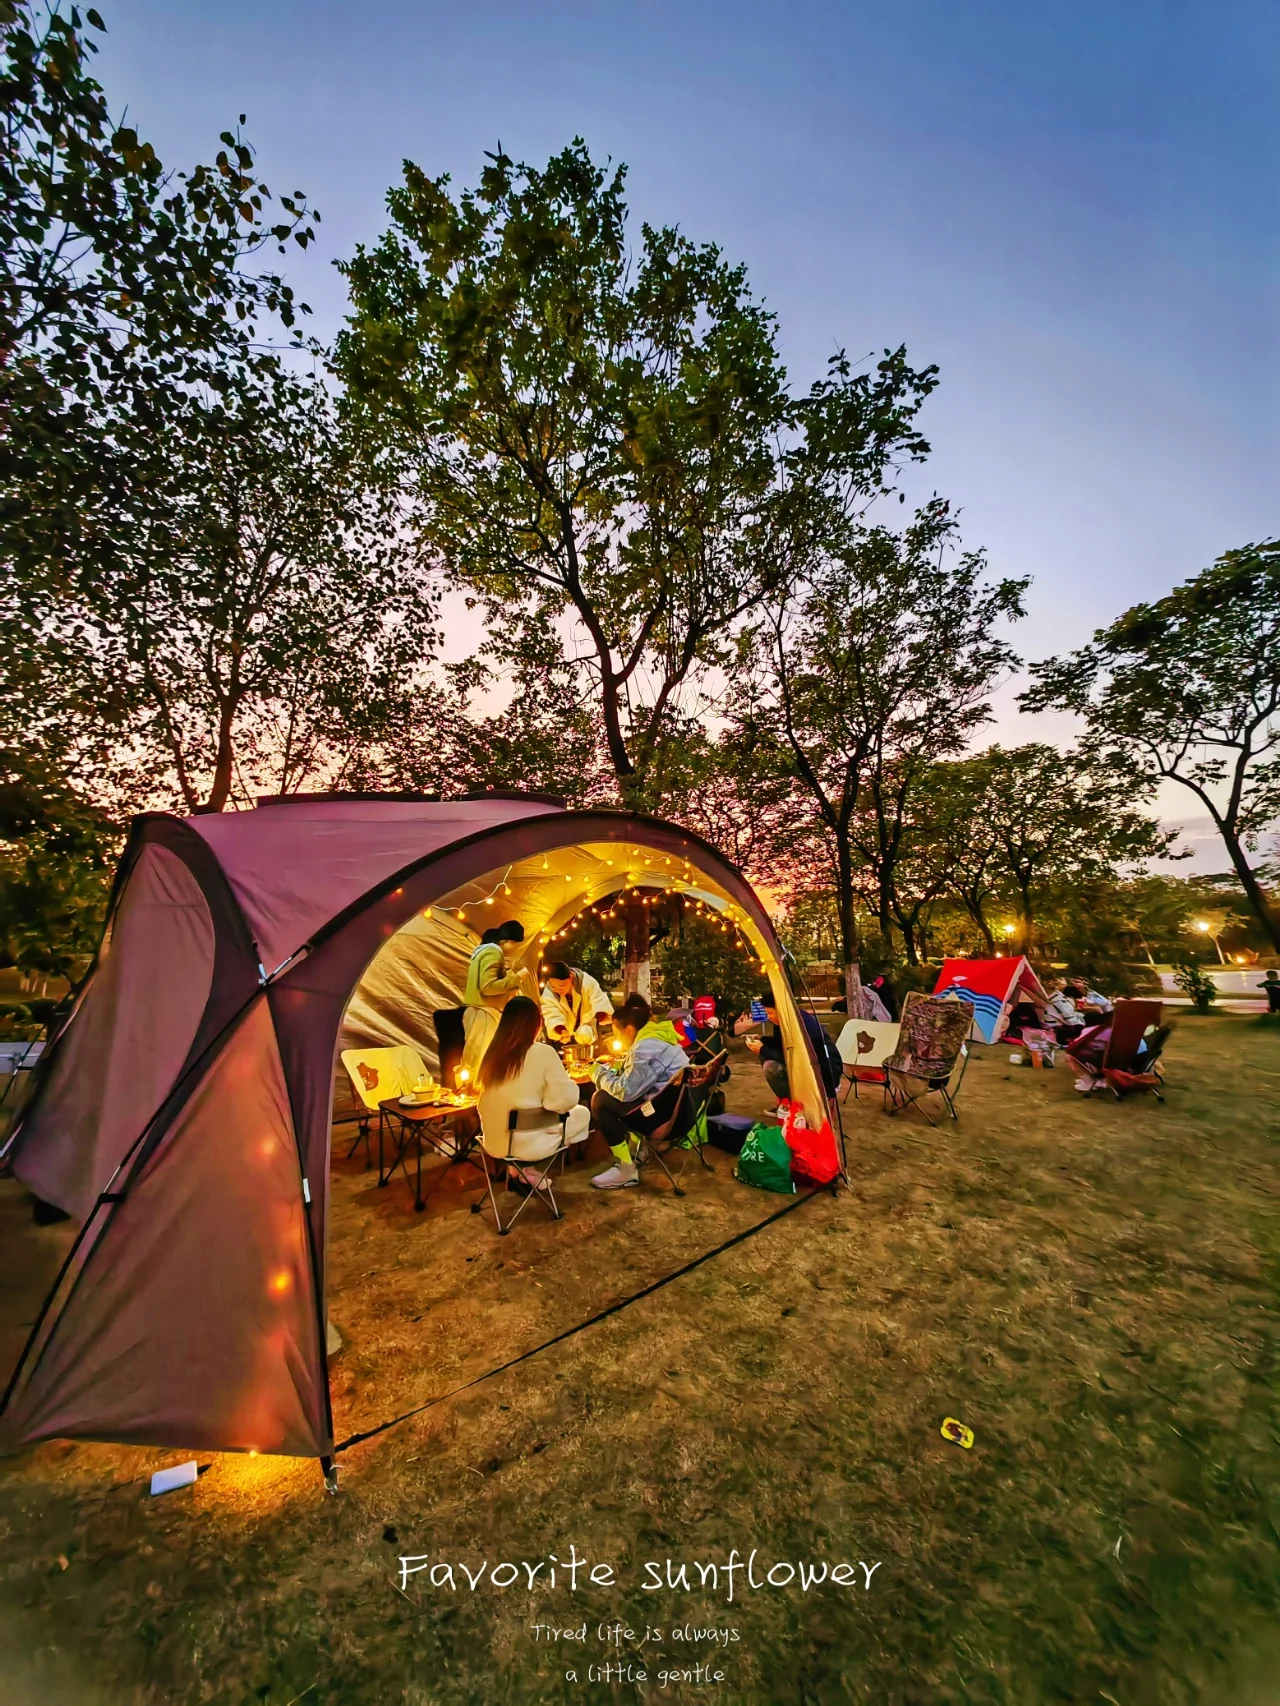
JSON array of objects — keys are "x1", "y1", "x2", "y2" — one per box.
[{"x1": 1, "y1": 1014, "x2": 1278, "y2": 1704}]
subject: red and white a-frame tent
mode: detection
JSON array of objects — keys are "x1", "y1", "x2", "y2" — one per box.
[{"x1": 932, "y1": 956, "x2": 1048, "y2": 1043}]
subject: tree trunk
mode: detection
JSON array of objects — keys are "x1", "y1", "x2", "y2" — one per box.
[
  {"x1": 623, "y1": 898, "x2": 651, "y2": 1001},
  {"x1": 1220, "y1": 828, "x2": 1280, "y2": 954},
  {"x1": 836, "y1": 833, "x2": 863, "y2": 1015},
  {"x1": 198, "y1": 703, "x2": 237, "y2": 814},
  {"x1": 1017, "y1": 881, "x2": 1035, "y2": 958}
]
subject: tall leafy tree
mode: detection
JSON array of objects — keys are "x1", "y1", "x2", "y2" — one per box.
[
  {"x1": 27, "y1": 359, "x2": 437, "y2": 813},
  {"x1": 1023, "y1": 542, "x2": 1280, "y2": 951},
  {"x1": 2, "y1": 0, "x2": 330, "y2": 813},
  {"x1": 909, "y1": 757, "x2": 1006, "y2": 954},
  {"x1": 974, "y1": 744, "x2": 1173, "y2": 954},
  {"x1": 750, "y1": 501, "x2": 1026, "y2": 997},
  {"x1": 335, "y1": 139, "x2": 937, "y2": 810}
]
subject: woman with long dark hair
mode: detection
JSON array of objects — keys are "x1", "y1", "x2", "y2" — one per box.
[{"x1": 477, "y1": 996, "x2": 590, "y2": 1190}]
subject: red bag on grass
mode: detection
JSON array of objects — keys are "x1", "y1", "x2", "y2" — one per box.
[{"x1": 777, "y1": 1100, "x2": 841, "y2": 1187}]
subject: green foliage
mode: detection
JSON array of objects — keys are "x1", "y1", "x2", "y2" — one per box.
[
  {"x1": 748, "y1": 500, "x2": 1027, "y2": 967},
  {"x1": 14, "y1": 357, "x2": 438, "y2": 812},
  {"x1": 0, "y1": 0, "x2": 314, "y2": 390},
  {"x1": 1173, "y1": 959, "x2": 1218, "y2": 1012},
  {"x1": 336, "y1": 139, "x2": 938, "y2": 807},
  {"x1": 0, "y1": 2, "x2": 389, "y2": 815},
  {"x1": 653, "y1": 910, "x2": 762, "y2": 1021},
  {"x1": 964, "y1": 743, "x2": 1173, "y2": 952},
  {"x1": 0, "y1": 748, "x2": 117, "y2": 978},
  {"x1": 1024, "y1": 541, "x2": 1280, "y2": 951}
]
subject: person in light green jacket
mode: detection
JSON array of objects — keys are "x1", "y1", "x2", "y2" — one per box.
[
  {"x1": 461, "y1": 921, "x2": 530, "y2": 1076},
  {"x1": 638, "y1": 1015, "x2": 684, "y2": 1047}
]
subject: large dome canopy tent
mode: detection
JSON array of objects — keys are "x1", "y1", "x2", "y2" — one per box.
[{"x1": 0, "y1": 793, "x2": 833, "y2": 1475}]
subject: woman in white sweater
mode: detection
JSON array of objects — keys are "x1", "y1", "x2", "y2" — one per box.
[{"x1": 476, "y1": 997, "x2": 590, "y2": 1189}]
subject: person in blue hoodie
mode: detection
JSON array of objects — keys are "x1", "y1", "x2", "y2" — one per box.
[
  {"x1": 745, "y1": 990, "x2": 842, "y2": 1107},
  {"x1": 588, "y1": 994, "x2": 688, "y2": 1190}
]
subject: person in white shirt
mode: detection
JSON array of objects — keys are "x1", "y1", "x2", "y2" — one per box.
[
  {"x1": 1042, "y1": 978, "x2": 1081, "y2": 1026},
  {"x1": 476, "y1": 996, "x2": 590, "y2": 1191},
  {"x1": 540, "y1": 961, "x2": 614, "y2": 1043}
]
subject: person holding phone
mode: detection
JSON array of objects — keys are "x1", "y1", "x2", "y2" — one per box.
[{"x1": 744, "y1": 991, "x2": 842, "y2": 1110}]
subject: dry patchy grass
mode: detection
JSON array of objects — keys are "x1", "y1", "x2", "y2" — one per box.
[{"x1": 1, "y1": 1016, "x2": 1278, "y2": 1704}]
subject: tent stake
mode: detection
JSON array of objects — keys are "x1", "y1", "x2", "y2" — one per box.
[{"x1": 320, "y1": 1455, "x2": 340, "y2": 1495}]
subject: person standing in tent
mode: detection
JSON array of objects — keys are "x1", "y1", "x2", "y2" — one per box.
[
  {"x1": 540, "y1": 960, "x2": 614, "y2": 1043},
  {"x1": 462, "y1": 920, "x2": 531, "y2": 1077}
]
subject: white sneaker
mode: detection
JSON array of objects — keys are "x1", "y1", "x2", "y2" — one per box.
[{"x1": 591, "y1": 1164, "x2": 639, "y2": 1190}]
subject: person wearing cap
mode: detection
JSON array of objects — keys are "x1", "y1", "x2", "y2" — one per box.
[
  {"x1": 539, "y1": 960, "x2": 614, "y2": 1043},
  {"x1": 461, "y1": 920, "x2": 531, "y2": 1076},
  {"x1": 744, "y1": 989, "x2": 842, "y2": 1110}
]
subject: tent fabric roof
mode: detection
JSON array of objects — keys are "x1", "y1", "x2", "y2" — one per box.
[
  {"x1": 1, "y1": 796, "x2": 835, "y2": 1464},
  {"x1": 187, "y1": 796, "x2": 563, "y2": 972}
]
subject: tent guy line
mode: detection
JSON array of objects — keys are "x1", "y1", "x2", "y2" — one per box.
[{"x1": 333, "y1": 1185, "x2": 828, "y2": 1458}]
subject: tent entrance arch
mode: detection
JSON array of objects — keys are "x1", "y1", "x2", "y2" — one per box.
[
  {"x1": 343, "y1": 837, "x2": 785, "y2": 1072},
  {"x1": 1, "y1": 797, "x2": 834, "y2": 1472}
]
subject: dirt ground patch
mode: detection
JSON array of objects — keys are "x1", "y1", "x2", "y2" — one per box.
[{"x1": 1, "y1": 1018, "x2": 1278, "y2": 1704}]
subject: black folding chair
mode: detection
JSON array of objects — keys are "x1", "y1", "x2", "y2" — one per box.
[
  {"x1": 627, "y1": 1073, "x2": 693, "y2": 1196},
  {"x1": 678, "y1": 1049, "x2": 729, "y2": 1172},
  {"x1": 473, "y1": 1108, "x2": 573, "y2": 1235}
]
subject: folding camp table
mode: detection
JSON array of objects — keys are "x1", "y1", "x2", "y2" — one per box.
[{"x1": 377, "y1": 1095, "x2": 482, "y2": 1211}]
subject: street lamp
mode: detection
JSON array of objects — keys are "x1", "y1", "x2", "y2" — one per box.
[{"x1": 1194, "y1": 919, "x2": 1226, "y2": 965}]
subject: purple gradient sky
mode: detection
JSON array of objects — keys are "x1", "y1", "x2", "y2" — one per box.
[{"x1": 93, "y1": 0, "x2": 1278, "y2": 866}]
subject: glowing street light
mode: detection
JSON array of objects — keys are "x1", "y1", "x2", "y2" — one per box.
[{"x1": 1193, "y1": 919, "x2": 1226, "y2": 964}]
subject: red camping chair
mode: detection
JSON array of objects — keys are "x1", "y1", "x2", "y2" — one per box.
[{"x1": 1066, "y1": 1000, "x2": 1167, "y2": 1100}]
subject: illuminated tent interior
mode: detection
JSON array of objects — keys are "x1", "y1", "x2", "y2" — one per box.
[{"x1": 1, "y1": 794, "x2": 831, "y2": 1469}]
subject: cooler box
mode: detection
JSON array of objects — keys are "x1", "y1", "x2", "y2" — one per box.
[{"x1": 706, "y1": 1113, "x2": 756, "y2": 1155}]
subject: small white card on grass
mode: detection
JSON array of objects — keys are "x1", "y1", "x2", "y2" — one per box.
[{"x1": 149, "y1": 1460, "x2": 198, "y2": 1496}]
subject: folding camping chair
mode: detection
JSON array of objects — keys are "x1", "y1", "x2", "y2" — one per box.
[
  {"x1": 834, "y1": 1018, "x2": 900, "y2": 1101},
  {"x1": 882, "y1": 995, "x2": 972, "y2": 1126},
  {"x1": 474, "y1": 1107, "x2": 574, "y2": 1236},
  {"x1": 627, "y1": 1071, "x2": 692, "y2": 1195},
  {"x1": 339, "y1": 1044, "x2": 427, "y2": 1166},
  {"x1": 1067, "y1": 1000, "x2": 1167, "y2": 1100},
  {"x1": 678, "y1": 1049, "x2": 729, "y2": 1171}
]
